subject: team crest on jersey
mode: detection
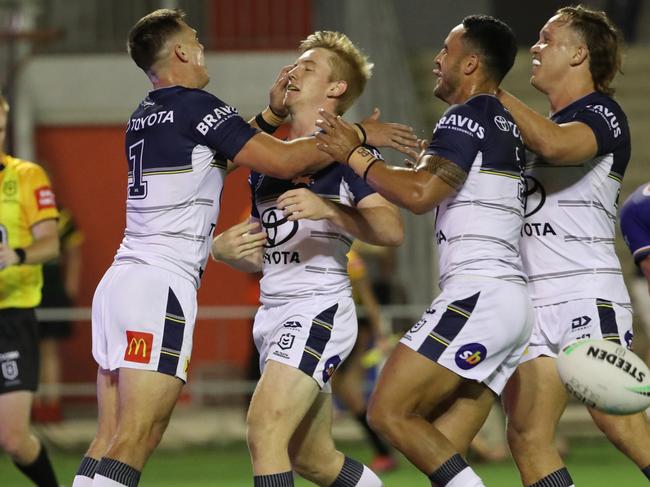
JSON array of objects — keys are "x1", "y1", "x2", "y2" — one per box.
[
  {"x1": 278, "y1": 333, "x2": 295, "y2": 350},
  {"x1": 322, "y1": 355, "x2": 342, "y2": 383},
  {"x1": 455, "y1": 343, "x2": 487, "y2": 370},
  {"x1": 283, "y1": 321, "x2": 302, "y2": 328},
  {"x1": 261, "y1": 207, "x2": 298, "y2": 247},
  {"x1": 2, "y1": 180, "x2": 16, "y2": 197},
  {"x1": 35, "y1": 186, "x2": 56, "y2": 210}
]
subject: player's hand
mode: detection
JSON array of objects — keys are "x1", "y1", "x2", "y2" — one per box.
[
  {"x1": 315, "y1": 109, "x2": 363, "y2": 163},
  {"x1": 360, "y1": 108, "x2": 419, "y2": 158},
  {"x1": 0, "y1": 244, "x2": 20, "y2": 269},
  {"x1": 211, "y1": 220, "x2": 267, "y2": 262},
  {"x1": 404, "y1": 139, "x2": 430, "y2": 169},
  {"x1": 277, "y1": 188, "x2": 334, "y2": 222},
  {"x1": 268, "y1": 65, "x2": 293, "y2": 118}
]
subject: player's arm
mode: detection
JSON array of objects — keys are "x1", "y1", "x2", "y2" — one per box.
[
  {"x1": 315, "y1": 111, "x2": 460, "y2": 214},
  {"x1": 497, "y1": 89, "x2": 598, "y2": 165},
  {"x1": 639, "y1": 256, "x2": 650, "y2": 294},
  {"x1": 0, "y1": 219, "x2": 59, "y2": 268},
  {"x1": 210, "y1": 219, "x2": 266, "y2": 273},
  {"x1": 276, "y1": 190, "x2": 404, "y2": 246}
]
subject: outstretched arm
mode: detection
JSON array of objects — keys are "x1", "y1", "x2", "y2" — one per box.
[
  {"x1": 210, "y1": 220, "x2": 267, "y2": 273},
  {"x1": 315, "y1": 110, "x2": 458, "y2": 214},
  {"x1": 497, "y1": 89, "x2": 598, "y2": 165},
  {"x1": 276, "y1": 189, "x2": 404, "y2": 246}
]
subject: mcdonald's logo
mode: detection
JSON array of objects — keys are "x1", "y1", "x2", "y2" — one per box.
[{"x1": 124, "y1": 331, "x2": 154, "y2": 364}]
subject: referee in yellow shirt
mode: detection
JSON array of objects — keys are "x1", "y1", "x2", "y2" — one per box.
[{"x1": 0, "y1": 94, "x2": 60, "y2": 486}]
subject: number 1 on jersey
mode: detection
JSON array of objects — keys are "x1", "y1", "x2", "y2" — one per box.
[{"x1": 128, "y1": 139, "x2": 148, "y2": 199}]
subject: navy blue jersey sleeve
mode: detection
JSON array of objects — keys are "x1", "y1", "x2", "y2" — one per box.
[
  {"x1": 186, "y1": 90, "x2": 259, "y2": 161},
  {"x1": 249, "y1": 172, "x2": 260, "y2": 219},
  {"x1": 620, "y1": 184, "x2": 650, "y2": 264},
  {"x1": 425, "y1": 104, "x2": 484, "y2": 172},
  {"x1": 342, "y1": 145, "x2": 381, "y2": 205},
  {"x1": 572, "y1": 98, "x2": 626, "y2": 156}
]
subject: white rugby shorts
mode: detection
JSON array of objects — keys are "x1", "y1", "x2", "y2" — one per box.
[
  {"x1": 521, "y1": 297, "x2": 634, "y2": 364},
  {"x1": 92, "y1": 264, "x2": 197, "y2": 382},
  {"x1": 400, "y1": 275, "x2": 533, "y2": 394},
  {"x1": 253, "y1": 295, "x2": 357, "y2": 392}
]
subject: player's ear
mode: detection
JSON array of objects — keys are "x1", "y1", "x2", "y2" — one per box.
[
  {"x1": 174, "y1": 43, "x2": 189, "y2": 63},
  {"x1": 570, "y1": 44, "x2": 588, "y2": 67},
  {"x1": 327, "y1": 80, "x2": 348, "y2": 98},
  {"x1": 464, "y1": 53, "x2": 479, "y2": 75}
]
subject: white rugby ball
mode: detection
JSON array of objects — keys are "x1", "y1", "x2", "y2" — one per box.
[{"x1": 557, "y1": 339, "x2": 650, "y2": 415}]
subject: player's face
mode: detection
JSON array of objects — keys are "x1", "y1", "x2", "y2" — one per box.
[
  {"x1": 177, "y1": 22, "x2": 209, "y2": 88},
  {"x1": 530, "y1": 15, "x2": 581, "y2": 94},
  {"x1": 0, "y1": 108, "x2": 6, "y2": 153},
  {"x1": 285, "y1": 48, "x2": 340, "y2": 112},
  {"x1": 433, "y1": 24, "x2": 466, "y2": 104}
]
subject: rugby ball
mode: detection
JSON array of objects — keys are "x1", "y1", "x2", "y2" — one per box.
[{"x1": 557, "y1": 339, "x2": 650, "y2": 415}]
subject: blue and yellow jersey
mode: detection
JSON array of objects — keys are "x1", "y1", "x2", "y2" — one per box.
[{"x1": 0, "y1": 154, "x2": 59, "y2": 309}]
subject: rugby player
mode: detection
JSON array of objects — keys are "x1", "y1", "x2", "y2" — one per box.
[
  {"x1": 496, "y1": 6, "x2": 650, "y2": 486},
  {"x1": 212, "y1": 30, "x2": 403, "y2": 487},
  {"x1": 317, "y1": 15, "x2": 531, "y2": 487},
  {"x1": 71, "y1": 9, "x2": 415, "y2": 487}
]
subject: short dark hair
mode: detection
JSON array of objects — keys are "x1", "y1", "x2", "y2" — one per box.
[
  {"x1": 127, "y1": 9, "x2": 186, "y2": 73},
  {"x1": 557, "y1": 5, "x2": 622, "y2": 96},
  {"x1": 461, "y1": 15, "x2": 517, "y2": 84}
]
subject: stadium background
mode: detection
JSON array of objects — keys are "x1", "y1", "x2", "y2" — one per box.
[{"x1": 1, "y1": 0, "x2": 649, "y2": 485}]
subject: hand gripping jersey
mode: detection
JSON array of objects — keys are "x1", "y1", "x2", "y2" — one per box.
[
  {"x1": 115, "y1": 86, "x2": 258, "y2": 288},
  {"x1": 0, "y1": 155, "x2": 59, "y2": 308},
  {"x1": 620, "y1": 182, "x2": 650, "y2": 264},
  {"x1": 522, "y1": 92, "x2": 631, "y2": 305},
  {"x1": 427, "y1": 94, "x2": 526, "y2": 287},
  {"x1": 249, "y1": 152, "x2": 377, "y2": 305}
]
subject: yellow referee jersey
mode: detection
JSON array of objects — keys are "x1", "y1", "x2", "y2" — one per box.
[{"x1": 0, "y1": 154, "x2": 59, "y2": 309}]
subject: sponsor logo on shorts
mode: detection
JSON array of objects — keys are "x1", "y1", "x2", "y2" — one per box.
[
  {"x1": 571, "y1": 315, "x2": 592, "y2": 330},
  {"x1": 410, "y1": 319, "x2": 427, "y2": 333},
  {"x1": 124, "y1": 331, "x2": 154, "y2": 364},
  {"x1": 455, "y1": 343, "x2": 487, "y2": 370},
  {"x1": 283, "y1": 321, "x2": 302, "y2": 328},
  {"x1": 35, "y1": 186, "x2": 56, "y2": 210},
  {"x1": 322, "y1": 355, "x2": 342, "y2": 383},
  {"x1": 1, "y1": 360, "x2": 19, "y2": 381},
  {"x1": 624, "y1": 330, "x2": 634, "y2": 350},
  {"x1": 278, "y1": 333, "x2": 295, "y2": 350}
]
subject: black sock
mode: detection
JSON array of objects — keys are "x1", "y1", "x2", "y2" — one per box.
[
  {"x1": 642, "y1": 465, "x2": 650, "y2": 480},
  {"x1": 331, "y1": 456, "x2": 364, "y2": 487},
  {"x1": 96, "y1": 457, "x2": 141, "y2": 487},
  {"x1": 13, "y1": 444, "x2": 59, "y2": 487},
  {"x1": 253, "y1": 471, "x2": 294, "y2": 486},
  {"x1": 428, "y1": 454, "x2": 468, "y2": 486},
  {"x1": 527, "y1": 468, "x2": 574, "y2": 487},
  {"x1": 76, "y1": 456, "x2": 99, "y2": 479},
  {"x1": 355, "y1": 410, "x2": 391, "y2": 456}
]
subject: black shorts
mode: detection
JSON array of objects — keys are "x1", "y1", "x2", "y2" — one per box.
[{"x1": 0, "y1": 308, "x2": 40, "y2": 393}]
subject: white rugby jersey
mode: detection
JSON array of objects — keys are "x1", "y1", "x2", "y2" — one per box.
[
  {"x1": 429, "y1": 94, "x2": 527, "y2": 287},
  {"x1": 522, "y1": 92, "x2": 631, "y2": 305},
  {"x1": 114, "y1": 86, "x2": 258, "y2": 288},
  {"x1": 249, "y1": 151, "x2": 377, "y2": 305}
]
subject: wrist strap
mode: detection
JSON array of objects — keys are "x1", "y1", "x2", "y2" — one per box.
[
  {"x1": 353, "y1": 123, "x2": 367, "y2": 145},
  {"x1": 14, "y1": 247, "x2": 26, "y2": 265},
  {"x1": 255, "y1": 113, "x2": 278, "y2": 134},
  {"x1": 363, "y1": 159, "x2": 381, "y2": 182},
  {"x1": 255, "y1": 106, "x2": 287, "y2": 134}
]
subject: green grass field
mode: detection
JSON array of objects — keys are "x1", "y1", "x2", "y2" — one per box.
[{"x1": 1, "y1": 439, "x2": 647, "y2": 486}]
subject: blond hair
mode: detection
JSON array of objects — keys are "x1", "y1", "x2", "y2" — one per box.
[
  {"x1": 557, "y1": 5, "x2": 623, "y2": 96},
  {"x1": 299, "y1": 31, "x2": 373, "y2": 114}
]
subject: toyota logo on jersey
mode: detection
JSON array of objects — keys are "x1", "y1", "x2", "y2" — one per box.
[{"x1": 261, "y1": 207, "x2": 298, "y2": 248}]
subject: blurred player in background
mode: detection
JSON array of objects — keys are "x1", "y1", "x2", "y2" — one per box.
[
  {"x1": 33, "y1": 206, "x2": 84, "y2": 423},
  {"x1": 0, "y1": 94, "x2": 60, "y2": 486},
  {"x1": 72, "y1": 9, "x2": 416, "y2": 487},
  {"x1": 317, "y1": 15, "x2": 530, "y2": 487},
  {"x1": 211, "y1": 30, "x2": 404, "y2": 487},
  {"x1": 497, "y1": 6, "x2": 650, "y2": 486},
  {"x1": 620, "y1": 182, "x2": 650, "y2": 366},
  {"x1": 333, "y1": 249, "x2": 397, "y2": 473}
]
